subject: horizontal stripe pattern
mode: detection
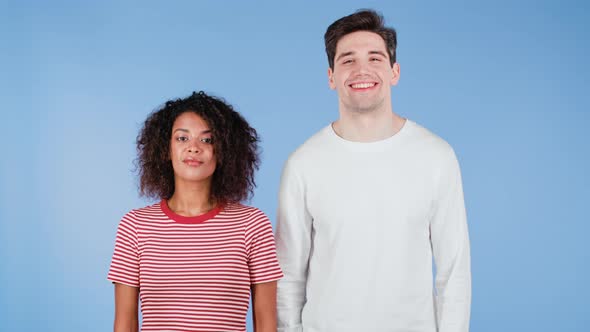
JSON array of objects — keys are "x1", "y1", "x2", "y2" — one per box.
[{"x1": 108, "y1": 202, "x2": 283, "y2": 331}]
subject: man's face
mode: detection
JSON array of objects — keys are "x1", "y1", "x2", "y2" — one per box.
[{"x1": 328, "y1": 30, "x2": 400, "y2": 113}]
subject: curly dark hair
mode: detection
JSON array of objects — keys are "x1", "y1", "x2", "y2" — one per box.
[
  {"x1": 136, "y1": 91, "x2": 260, "y2": 203},
  {"x1": 324, "y1": 9, "x2": 397, "y2": 70}
]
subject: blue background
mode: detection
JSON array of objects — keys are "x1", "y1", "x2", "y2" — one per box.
[{"x1": 1, "y1": 0, "x2": 588, "y2": 331}]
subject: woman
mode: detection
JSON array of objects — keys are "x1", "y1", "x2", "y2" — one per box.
[{"x1": 108, "y1": 91, "x2": 283, "y2": 332}]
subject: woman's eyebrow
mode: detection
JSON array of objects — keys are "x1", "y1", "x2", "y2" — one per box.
[{"x1": 173, "y1": 128, "x2": 212, "y2": 134}]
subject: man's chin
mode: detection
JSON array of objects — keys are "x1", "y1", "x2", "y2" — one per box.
[{"x1": 347, "y1": 103, "x2": 381, "y2": 114}]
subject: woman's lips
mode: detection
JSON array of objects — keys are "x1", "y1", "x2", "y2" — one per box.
[{"x1": 183, "y1": 159, "x2": 203, "y2": 166}]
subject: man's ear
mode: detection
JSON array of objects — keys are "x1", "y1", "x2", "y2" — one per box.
[
  {"x1": 390, "y1": 62, "x2": 400, "y2": 86},
  {"x1": 328, "y1": 67, "x2": 336, "y2": 90}
]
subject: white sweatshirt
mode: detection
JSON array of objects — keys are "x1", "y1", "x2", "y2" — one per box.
[{"x1": 276, "y1": 120, "x2": 471, "y2": 332}]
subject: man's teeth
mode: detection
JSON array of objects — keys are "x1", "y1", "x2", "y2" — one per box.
[{"x1": 351, "y1": 83, "x2": 375, "y2": 89}]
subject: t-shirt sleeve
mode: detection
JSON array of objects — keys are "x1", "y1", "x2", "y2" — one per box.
[
  {"x1": 107, "y1": 210, "x2": 140, "y2": 288},
  {"x1": 245, "y1": 208, "x2": 284, "y2": 284}
]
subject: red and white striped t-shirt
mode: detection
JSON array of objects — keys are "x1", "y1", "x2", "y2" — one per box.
[{"x1": 108, "y1": 200, "x2": 283, "y2": 331}]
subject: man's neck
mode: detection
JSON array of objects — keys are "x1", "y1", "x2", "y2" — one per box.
[{"x1": 333, "y1": 107, "x2": 406, "y2": 142}]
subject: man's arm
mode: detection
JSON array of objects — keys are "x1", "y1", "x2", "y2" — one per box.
[
  {"x1": 251, "y1": 281, "x2": 278, "y2": 332},
  {"x1": 430, "y1": 149, "x2": 472, "y2": 332},
  {"x1": 113, "y1": 283, "x2": 139, "y2": 332},
  {"x1": 275, "y1": 158, "x2": 313, "y2": 332}
]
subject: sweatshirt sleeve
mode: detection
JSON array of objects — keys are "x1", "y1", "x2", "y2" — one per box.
[
  {"x1": 429, "y1": 148, "x2": 472, "y2": 332},
  {"x1": 275, "y1": 157, "x2": 312, "y2": 332}
]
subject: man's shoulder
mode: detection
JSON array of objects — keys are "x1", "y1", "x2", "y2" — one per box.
[
  {"x1": 286, "y1": 124, "x2": 333, "y2": 164},
  {"x1": 407, "y1": 120, "x2": 455, "y2": 155},
  {"x1": 405, "y1": 120, "x2": 460, "y2": 170}
]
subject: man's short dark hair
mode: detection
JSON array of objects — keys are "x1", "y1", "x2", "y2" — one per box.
[{"x1": 324, "y1": 9, "x2": 397, "y2": 70}]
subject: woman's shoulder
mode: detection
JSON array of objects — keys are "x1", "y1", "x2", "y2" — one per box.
[
  {"x1": 221, "y1": 202, "x2": 269, "y2": 222},
  {"x1": 120, "y1": 201, "x2": 165, "y2": 223},
  {"x1": 222, "y1": 202, "x2": 259, "y2": 214}
]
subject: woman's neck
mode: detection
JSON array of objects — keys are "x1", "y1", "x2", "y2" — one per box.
[{"x1": 167, "y1": 181, "x2": 215, "y2": 217}]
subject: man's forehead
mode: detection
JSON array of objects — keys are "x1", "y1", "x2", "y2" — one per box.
[{"x1": 336, "y1": 31, "x2": 388, "y2": 53}]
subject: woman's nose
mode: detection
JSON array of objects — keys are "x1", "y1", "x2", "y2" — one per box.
[{"x1": 188, "y1": 142, "x2": 200, "y2": 153}]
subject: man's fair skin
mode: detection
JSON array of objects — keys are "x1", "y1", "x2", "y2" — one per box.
[
  {"x1": 114, "y1": 112, "x2": 277, "y2": 332},
  {"x1": 328, "y1": 30, "x2": 405, "y2": 142}
]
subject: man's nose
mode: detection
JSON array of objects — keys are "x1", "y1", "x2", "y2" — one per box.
[{"x1": 354, "y1": 61, "x2": 370, "y2": 74}]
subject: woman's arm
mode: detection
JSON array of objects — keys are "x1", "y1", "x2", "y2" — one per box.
[
  {"x1": 251, "y1": 281, "x2": 278, "y2": 332},
  {"x1": 114, "y1": 283, "x2": 139, "y2": 332}
]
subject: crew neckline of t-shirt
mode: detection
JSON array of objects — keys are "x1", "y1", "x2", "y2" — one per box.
[
  {"x1": 326, "y1": 118, "x2": 414, "y2": 151},
  {"x1": 160, "y1": 199, "x2": 223, "y2": 224}
]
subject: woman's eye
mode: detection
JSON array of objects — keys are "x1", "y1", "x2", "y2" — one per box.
[
  {"x1": 176, "y1": 136, "x2": 189, "y2": 142},
  {"x1": 200, "y1": 137, "x2": 213, "y2": 144}
]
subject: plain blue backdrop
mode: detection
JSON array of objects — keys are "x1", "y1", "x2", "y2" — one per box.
[{"x1": 1, "y1": 0, "x2": 589, "y2": 331}]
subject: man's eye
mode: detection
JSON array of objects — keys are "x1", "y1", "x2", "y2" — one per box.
[
  {"x1": 370, "y1": 58, "x2": 381, "y2": 62},
  {"x1": 200, "y1": 137, "x2": 214, "y2": 144},
  {"x1": 343, "y1": 59, "x2": 353, "y2": 64}
]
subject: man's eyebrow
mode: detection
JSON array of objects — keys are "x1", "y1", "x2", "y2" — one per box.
[
  {"x1": 336, "y1": 51, "x2": 355, "y2": 62},
  {"x1": 336, "y1": 50, "x2": 388, "y2": 62},
  {"x1": 369, "y1": 50, "x2": 388, "y2": 57}
]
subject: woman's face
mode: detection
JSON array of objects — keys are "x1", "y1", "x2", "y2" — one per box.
[{"x1": 169, "y1": 112, "x2": 216, "y2": 186}]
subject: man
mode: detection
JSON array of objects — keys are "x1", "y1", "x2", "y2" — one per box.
[{"x1": 275, "y1": 9, "x2": 471, "y2": 332}]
